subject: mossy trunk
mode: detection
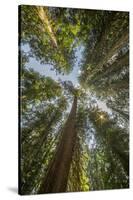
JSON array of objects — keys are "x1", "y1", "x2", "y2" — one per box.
[{"x1": 39, "y1": 96, "x2": 77, "y2": 193}]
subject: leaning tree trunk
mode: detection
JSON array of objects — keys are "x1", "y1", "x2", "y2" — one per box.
[
  {"x1": 38, "y1": 95, "x2": 77, "y2": 193},
  {"x1": 112, "y1": 146, "x2": 129, "y2": 176},
  {"x1": 36, "y1": 6, "x2": 58, "y2": 48}
]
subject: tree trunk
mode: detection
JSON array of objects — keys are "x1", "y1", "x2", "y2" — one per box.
[
  {"x1": 38, "y1": 95, "x2": 77, "y2": 193},
  {"x1": 37, "y1": 6, "x2": 58, "y2": 48},
  {"x1": 113, "y1": 146, "x2": 129, "y2": 176}
]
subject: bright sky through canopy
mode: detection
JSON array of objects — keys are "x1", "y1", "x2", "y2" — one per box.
[
  {"x1": 24, "y1": 44, "x2": 84, "y2": 87},
  {"x1": 23, "y1": 44, "x2": 111, "y2": 114}
]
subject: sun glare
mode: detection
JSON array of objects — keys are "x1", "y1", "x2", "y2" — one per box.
[{"x1": 100, "y1": 115, "x2": 104, "y2": 119}]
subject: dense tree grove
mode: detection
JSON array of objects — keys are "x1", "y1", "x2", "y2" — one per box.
[{"x1": 19, "y1": 5, "x2": 129, "y2": 195}]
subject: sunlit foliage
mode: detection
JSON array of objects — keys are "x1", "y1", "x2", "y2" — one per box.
[{"x1": 19, "y1": 6, "x2": 129, "y2": 195}]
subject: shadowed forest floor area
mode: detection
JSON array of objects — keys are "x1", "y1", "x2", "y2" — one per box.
[{"x1": 19, "y1": 5, "x2": 129, "y2": 195}]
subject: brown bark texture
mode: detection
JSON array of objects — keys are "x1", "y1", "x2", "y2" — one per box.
[{"x1": 39, "y1": 96, "x2": 77, "y2": 193}]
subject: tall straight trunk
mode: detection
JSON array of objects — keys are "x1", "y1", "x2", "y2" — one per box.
[
  {"x1": 113, "y1": 146, "x2": 129, "y2": 176},
  {"x1": 38, "y1": 95, "x2": 77, "y2": 193},
  {"x1": 36, "y1": 6, "x2": 58, "y2": 48}
]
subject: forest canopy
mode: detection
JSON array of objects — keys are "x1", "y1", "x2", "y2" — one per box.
[{"x1": 19, "y1": 5, "x2": 129, "y2": 195}]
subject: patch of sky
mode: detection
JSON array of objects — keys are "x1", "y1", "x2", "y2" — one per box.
[
  {"x1": 22, "y1": 44, "x2": 83, "y2": 87},
  {"x1": 22, "y1": 43, "x2": 112, "y2": 114}
]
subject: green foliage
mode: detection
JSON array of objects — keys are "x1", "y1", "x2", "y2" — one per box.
[
  {"x1": 21, "y1": 67, "x2": 63, "y2": 114},
  {"x1": 19, "y1": 6, "x2": 129, "y2": 194},
  {"x1": 79, "y1": 10, "x2": 129, "y2": 124},
  {"x1": 20, "y1": 5, "x2": 79, "y2": 74},
  {"x1": 87, "y1": 107, "x2": 129, "y2": 189}
]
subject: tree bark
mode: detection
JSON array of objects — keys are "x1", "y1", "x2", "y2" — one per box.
[
  {"x1": 38, "y1": 95, "x2": 77, "y2": 193},
  {"x1": 113, "y1": 146, "x2": 129, "y2": 176},
  {"x1": 37, "y1": 6, "x2": 58, "y2": 48}
]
